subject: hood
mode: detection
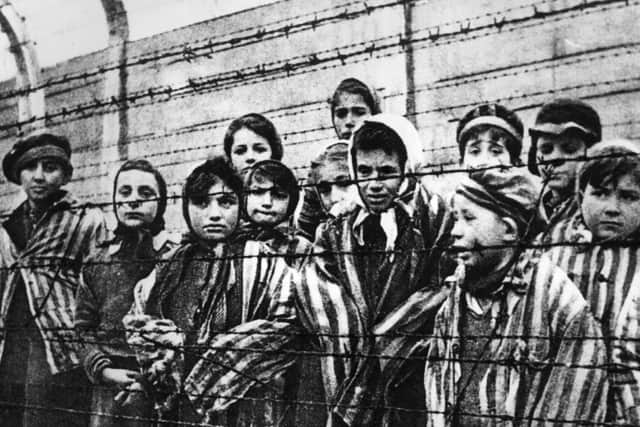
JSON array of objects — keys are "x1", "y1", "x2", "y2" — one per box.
[{"x1": 347, "y1": 113, "x2": 424, "y2": 211}]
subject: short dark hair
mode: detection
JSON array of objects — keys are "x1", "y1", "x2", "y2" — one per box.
[
  {"x1": 182, "y1": 157, "x2": 243, "y2": 225},
  {"x1": 330, "y1": 78, "x2": 381, "y2": 115},
  {"x1": 223, "y1": 113, "x2": 283, "y2": 161},
  {"x1": 578, "y1": 146, "x2": 640, "y2": 194},
  {"x1": 351, "y1": 122, "x2": 407, "y2": 173},
  {"x1": 114, "y1": 159, "x2": 168, "y2": 235},
  {"x1": 245, "y1": 160, "x2": 299, "y2": 219}
]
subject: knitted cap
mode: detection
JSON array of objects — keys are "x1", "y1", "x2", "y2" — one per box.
[
  {"x1": 3, "y1": 132, "x2": 72, "y2": 184},
  {"x1": 456, "y1": 168, "x2": 543, "y2": 239}
]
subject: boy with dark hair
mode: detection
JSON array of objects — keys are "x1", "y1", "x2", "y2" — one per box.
[
  {"x1": 425, "y1": 168, "x2": 607, "y2": 426},
  {"x1": 0, "y1": 131, "x2": 107, "y2": 426},
  {"x1": 127, "y1": 156, "x2": 299, "y2": 426},
  {"x1": 544, "y1": 139, "x2": 640, "y2": 423},
  {"x1": 528, "y1": 98, "x2": 602, "y2": 243}
]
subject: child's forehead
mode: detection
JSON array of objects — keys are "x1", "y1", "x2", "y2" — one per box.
[
  {"x1": 467, "y1": 126, "x2": 510, "y2": 142},
  {"x1": 204, "y1": 177, "x2": 235, "y2": 195}
]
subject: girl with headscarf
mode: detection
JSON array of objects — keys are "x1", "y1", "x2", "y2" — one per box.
[{"x1": 75, "y1": 159, "x2": 178, "y2": 427}]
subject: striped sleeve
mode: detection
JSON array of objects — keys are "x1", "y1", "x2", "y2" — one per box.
[
  {"x1": 529, "y1": 262, "x2": 609, "y2": 425},
  {"x1": 612, "y1": 285, "x2": 640, "y2": 425},
  {"x1": 183, "y1": 255, "x2": 301, "y2": 416}
]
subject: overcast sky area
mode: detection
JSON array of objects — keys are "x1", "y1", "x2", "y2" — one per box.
[{"x1": 0, "y1": 0, "x2": 280, "y2": 81}]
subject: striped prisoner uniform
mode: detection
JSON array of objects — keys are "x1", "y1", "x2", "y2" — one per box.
[
  {"x1": 545, "y1": 213, "x2": 640, "y2": 422},
  {"x1": 424, "y1": 250, "x2": 608, "y2": 427},
  {"x1": 0, "y1": 193, "x2": 106, "y2": 373},
  {"x1": 612, "y1": 282, "x2": 640, "y2": 424},
  {"x1": 142, "y1": 240, "x2": 298, "y2": 426}
]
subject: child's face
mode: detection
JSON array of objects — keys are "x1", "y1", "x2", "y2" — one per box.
[
  {"x1": 19, "y1": 158, "x2": 68, "y2": 204},
  {"x1": 582, "y1": 173, "x2": 640, "y2": 241},
  {"x1": 246, "y1": 175, "x2": 290, "y2": 227},
  {"x1": 115, "y1": 169, "x2": 159, "y2": 229},
  {"x1": 316, "y1": 162, "x2": 351, "y2": 213},
  {"x1": 333, "y1": 92, "x2": 371, "y2": 140},
  {"x1": 536, "y1": 133, "x2": 587, "y2": 196},
  {"x1": 188, "y1": 178, "x2": 239, "y2": 242},
  {"x1": 451, "y1": 194, "x2": 512, "y2": 286},
  {"x1": 463, "y1": 127, "x2": 512, "y2": 169},
  {"x1": 355, "y1": 148, "x2": 402, "y2": 213},
  {"x1": 230, "y1": 127, "x2": 272, "y2": 175}
]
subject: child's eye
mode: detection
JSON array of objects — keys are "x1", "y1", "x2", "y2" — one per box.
[
  {"x1": 138, "y1": 186, "x2": 157, "y2": 199},
  {"x1": 253, "y1": 144, "x2": 268, "y2": 154},
  {"x1": 352, "y1": 107, "x2": 368, "y2": 117},
  {"x1": 118, "y1": 186, "x2": 132, "y2": 197},
  {"x1": 356, "y1": 166, "x2": 373, "y2": 177},
  {"x1": 273, "y1": 190, "x2": 289, "y2": 201},
  {"x1": 621, "y1": 191, "x2": 640, "y2": 202},
  {"x1": 219, "y1": 195, "x2": 238, "y2": 208},
  {"x1": 233, "y1": 145, "x2": 247, "y2": 155},
  {"x1": 334, "y1": 108, "x2": 348, "y2": 119},
  {"x1": 191, "y1": 196, "x2": 210, "y2": 208},
  {"x1": 538, "y1": 143, "x2": 554, "y2": 155},
  {"x1": 379, "y1": 166, "x2": 398, "y2": 177},
  {"x1": 561, "y1": 141, "x2": 582, "y2": 155}
]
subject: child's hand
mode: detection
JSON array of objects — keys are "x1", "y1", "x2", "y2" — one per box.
[{"x1": 101, "y1": 368, "x2": 139, "y2": 386}]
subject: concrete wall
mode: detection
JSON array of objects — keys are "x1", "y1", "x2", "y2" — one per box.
[{"x1": 0, "y1": 0, "x2": 638, "y2": 232}]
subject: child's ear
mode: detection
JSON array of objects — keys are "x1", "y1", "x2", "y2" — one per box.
[{"x1": 501, "y1": 217, "x2": 520, "y2": 242}]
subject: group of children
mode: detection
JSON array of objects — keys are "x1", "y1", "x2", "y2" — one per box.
[{"x1": 0, "y1": 77, "x2": 639, "y2": 427}]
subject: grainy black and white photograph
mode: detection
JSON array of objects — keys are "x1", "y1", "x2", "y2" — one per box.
[{"x1": 0, "y1": 0, "x2": 638, "y2": 426}]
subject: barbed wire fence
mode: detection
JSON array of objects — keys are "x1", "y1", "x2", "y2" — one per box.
[{"x1": 0, "y1": 0, "x2": 639, "y2": 424}]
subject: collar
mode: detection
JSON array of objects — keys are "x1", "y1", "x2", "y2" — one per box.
[
  {"x1": 108, "y1": 230, "x2": 179, "y2": 256},
  {"x1": 452, "y1": 251, "x2": 531, "y2": 319},
  {"x1": 352, "y1": 205, "x2": 399, "y2": 254}
]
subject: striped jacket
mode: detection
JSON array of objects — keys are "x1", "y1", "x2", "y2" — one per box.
[
  {"x1": 296, "y1": 202, "x2": 445, "y2": 426},
  {"x1": 142, "y1": 240, "x2": 299, "y2": 426},
  {"x1": 0, "y1": 194, "x2": 107, "y2": 374},
  {"x1": 546, "y1": 214, "x2": 640, "y2": 423},
  {"x1": 613, "y1": 281, "x2": 640, "y2": 424},
  {"x1": 537, "y1": 193, "x2": 579, "y2": 247},
  {"x1": 424, "y1": 250, "x2": 608, "y2": 427}
]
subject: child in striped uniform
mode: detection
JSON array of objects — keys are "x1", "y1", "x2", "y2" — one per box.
[
  {"x1": 527, "y1": 98, "x2": 602, "y2": 245},
  {"x1": 237, "y1": 159, "x2": 311, "y2": 268},
  {"x1": 544, "y1": 139, "x2": 640, "y2": 423},
  {"x1": 128, "y1": 157, "x2": 299, "y2": 426},
  {"x1": 0, "y1": 132, "x2": 107, "y2": 427},
  {"x1": 425, "y1": 168, "x2": 607, "y2": 427}
]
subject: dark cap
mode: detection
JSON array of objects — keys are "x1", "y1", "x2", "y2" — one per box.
[
  {"x1": 456, "y1": 103, "x2": 524, "y2": 164},
  {"x1": 528, "y1": 98, "x2": 601, "y2": 175},
  {"x1": 3, "y1": 132, "x2": 72, "y2": 184}
]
